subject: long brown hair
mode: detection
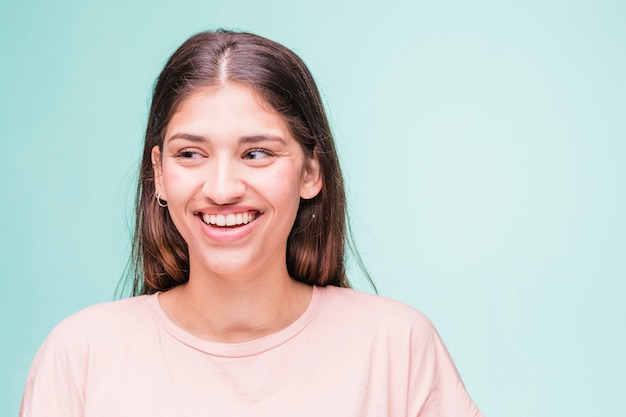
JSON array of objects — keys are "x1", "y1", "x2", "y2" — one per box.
[{"x1": 127, "y1": 30, "x2": 361, "y2": 295}]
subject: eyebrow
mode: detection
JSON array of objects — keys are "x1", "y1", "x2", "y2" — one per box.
[
  {"x1": 168, "y1": 133, "x2": 206, "y2": 143},
  {"x1": 240, "y1": 135, "x2": 287, "y2": 145},
  {"x1": 167, "y1": 133, "x2": 287, "y2": 145}
]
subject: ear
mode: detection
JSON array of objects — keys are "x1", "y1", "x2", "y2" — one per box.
[
  {"x1": 151, "y1": 146, "x2": 167, "y2": 200},
  {"x1": 300, "y1": 148, "x2": 322, "y2": 199}
]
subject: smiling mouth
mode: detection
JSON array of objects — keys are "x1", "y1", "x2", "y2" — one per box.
[{"x1": 200, "y1": 211, "x2": 259, "y2": 227}]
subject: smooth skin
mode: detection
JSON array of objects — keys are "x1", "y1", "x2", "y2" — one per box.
[{"x1": 151, "y1": 83, "x2": 322, "y2": 343}]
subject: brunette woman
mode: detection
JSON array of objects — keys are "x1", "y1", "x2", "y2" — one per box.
[{"x1": 20, "y1": 30, "x2": 483, "y2": 417}]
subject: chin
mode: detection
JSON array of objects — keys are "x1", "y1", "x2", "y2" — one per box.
[{"x1": 197, "y1": 257, "x2": 263, "y2": 281}]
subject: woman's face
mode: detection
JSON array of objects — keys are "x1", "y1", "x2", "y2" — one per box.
[{"x1": 152, "y1": 83, "x2": 321, "y2": 282}]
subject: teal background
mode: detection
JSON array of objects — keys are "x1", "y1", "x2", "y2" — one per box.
[{"x1": 1, "y1": 0, "x2": 625, "y2": 415}]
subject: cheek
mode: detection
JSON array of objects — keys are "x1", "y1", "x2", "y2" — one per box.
[
  {"x1": 161, "y1": 166, "x2": 195, "y2": 204},
  {"x1": 264, "y1": 169, "x2": 305, "y2": 213},
  {"x1": 269, "y1": 161, "x2": 304, "y2": 190},
  {"x1": 162, "y1": 169, "x2": 181, "y2": 189},
  {"x1": 162, "y1": 161, "x2": 192, "y2": 192}
]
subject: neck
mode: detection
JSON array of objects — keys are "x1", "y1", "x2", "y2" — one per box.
[{"x1": 158, "y1": 267, "x2": 312, "y2": 343}]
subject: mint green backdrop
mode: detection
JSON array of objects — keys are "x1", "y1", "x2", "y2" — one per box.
[{"x1": 1, "y1": 1, "x2": 625, "y2": 416}]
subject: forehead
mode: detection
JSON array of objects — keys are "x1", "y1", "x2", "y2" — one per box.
[
  {"x1": 177, "y1": 83, "x2": 278, "y2": 118},
  {"x1": 165, "y1": 83, "x2": 292, "y2": 139}
]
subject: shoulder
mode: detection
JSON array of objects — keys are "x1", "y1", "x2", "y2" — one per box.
[
  {"x1": 23, "y1": 296, "x2": 157, "y2": 397},
  {"x1": 318, "y1": 286, "x2": 436, "y2": 338},
  {"x1": 52, "y1": 295, "x2": 153, "y2": 331},
  {"x1": 21, "y1": 296, "x2": 160, "y2": 416},
  {"x1": 320, "y1": 285, "x2": 431, "y2": 322},
  {"x1": 42, "y1": 295, "x2": 155, "y2": 351}
]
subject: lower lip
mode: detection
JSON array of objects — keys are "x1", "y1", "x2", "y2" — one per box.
[{"x1": 197, "y1": 214, "x2": 260, "y2": 242}]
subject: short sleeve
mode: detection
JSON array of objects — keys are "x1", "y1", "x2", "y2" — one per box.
[
  {"x1": 410, "y1": 323, "x2": 483, "y2": 417},
  {"x1": 19, "y1": 319, "x2": 88, "y2": 417}
]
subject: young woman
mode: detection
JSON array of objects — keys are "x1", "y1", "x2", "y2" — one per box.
[{"x1": 20, "y1": 30, "x2": 483, "y2": 417}]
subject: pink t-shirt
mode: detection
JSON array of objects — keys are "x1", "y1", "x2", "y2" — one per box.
[{"x1": 20, "y1": 286, "x2": 483, "y2": 417}]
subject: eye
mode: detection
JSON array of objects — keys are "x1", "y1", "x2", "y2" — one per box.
[
  {"x1": 243, "y1": 148, "x2": 273, "y2": 160},
  {"x1": 175, "y1": 150, "x2": 202, "y2": 159}
]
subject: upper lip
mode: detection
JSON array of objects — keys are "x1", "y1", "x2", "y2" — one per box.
[{"x1": 194, "y1": 206, "x2": 262, "y2": 216}]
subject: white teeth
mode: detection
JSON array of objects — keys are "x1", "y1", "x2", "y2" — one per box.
[{"x1": 201, "y1": 212, "x2": 257, "y2": 227}]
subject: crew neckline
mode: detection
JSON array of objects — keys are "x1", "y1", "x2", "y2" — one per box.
[{"x1": 144, "y1": 285, "x2": 325, "y2": 358}]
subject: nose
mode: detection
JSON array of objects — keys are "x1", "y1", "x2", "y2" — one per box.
[{"x1": 201, "y1": 157, "x2": 246, "y2": 205}]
